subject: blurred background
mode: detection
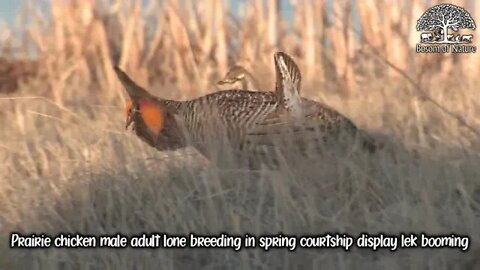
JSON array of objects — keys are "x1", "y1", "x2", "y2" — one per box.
[
  {"x1": 0, "y1": 0, "x2": 478, "y2": 142},
  {"x1": 0, "y1": 0, "x2": 478, "y2": 98},
  {"x1": 1, "y1": 1, "x2": 480, "y2": 269}
]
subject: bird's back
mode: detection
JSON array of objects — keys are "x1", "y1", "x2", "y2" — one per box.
[
  {"x1": 115, "y1": 51, "x2": 377, "y2": 169},
  {"x1": 168, "y1": 89, "x2": 279, "y2": 153},
  {"x1": 166, "y1": 89, "x2": 370, "y2": 166}
]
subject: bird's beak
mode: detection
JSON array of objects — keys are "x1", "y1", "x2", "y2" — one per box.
[
  {"x1": 125, "y1": 110, "x2": 135, "y2": 130},
  {"x1": 217, "y1": 78, "x2": 236, "y2": 85}
]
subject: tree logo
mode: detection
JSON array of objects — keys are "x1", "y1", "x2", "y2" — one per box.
[{"x1": 416, "y1": 3, "x2": 476, "y2": 53}]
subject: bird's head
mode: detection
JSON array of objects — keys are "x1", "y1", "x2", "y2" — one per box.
[
  {"x1": 115, "y1": 67, "x2": 185, "y2": 149},
  {"x1": 217, "y1": 66, "x2": 247, "y2": 85}
]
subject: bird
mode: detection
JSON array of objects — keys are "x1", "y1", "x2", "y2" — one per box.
[
  {"x1": 117, "y1": 66, "x2": 279, "y2": 161},
  {"x1": 217, "y1": 53, "x2": 303, "y2": 121},
  {"x1": 244, "y1": 52, "x2": 377, "y2": 155},
  {"x1": 217, "y1": 65, "x2": 261, "y2": 91},
  {"x1": 116, "y1": 51, "x2": 377, "y2": 168}
]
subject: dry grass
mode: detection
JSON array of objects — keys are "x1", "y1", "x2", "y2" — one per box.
[{"x1": 1, "y1": 0, "x2": 480, "y2": 269}]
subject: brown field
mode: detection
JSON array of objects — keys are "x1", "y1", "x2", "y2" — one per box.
[{"x1": 1, "y1": 0, "x2": 479, "y2": 269}]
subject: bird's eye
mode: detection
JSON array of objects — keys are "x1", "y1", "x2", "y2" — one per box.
[
  {"x1": 133, "y1": 104, "x2": 140, "y2": 113},
  {"x1": 128, "y1": 104, "x2": 139, "y2": 114}
]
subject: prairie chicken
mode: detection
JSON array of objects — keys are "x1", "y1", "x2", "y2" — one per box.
[
  {"x1": 116, "y1": 52, "x2": 376, "y2": 167},
  {"x1": 244, "y1": 52, "x2": 376, "y2": 154},
  {"x1": 217, "y1": 65, "x2": 260, "y2": 91}
]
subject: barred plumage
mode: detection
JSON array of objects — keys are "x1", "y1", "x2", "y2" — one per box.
[{"x1": 116, "y1": 51, "x2": 377, "y2": 168}]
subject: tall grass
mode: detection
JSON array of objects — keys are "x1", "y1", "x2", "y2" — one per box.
[{"x1": 0, "y1": 0, "x2": 479, "y2": 269}]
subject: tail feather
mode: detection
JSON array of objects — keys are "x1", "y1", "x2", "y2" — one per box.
[{"x1": 274, "y1": 52, "x2": 303, "y2": 119}]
